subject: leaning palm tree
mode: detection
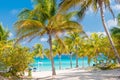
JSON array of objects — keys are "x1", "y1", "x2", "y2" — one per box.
[
  {"x1": 59, "y1": 0, "x2": 120, "y2": 63},
  {"x1": 14, "y1": 0, "x2": 83, "y2": 75}
]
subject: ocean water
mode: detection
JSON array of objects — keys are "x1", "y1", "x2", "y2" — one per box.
[{"x1": 30, "y1": 55, "x2": 95, "y2": 71}]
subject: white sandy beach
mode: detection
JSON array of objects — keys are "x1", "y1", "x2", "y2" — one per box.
[{"x1": 23, "y1": 68, "x2": 120, "y2": 80}]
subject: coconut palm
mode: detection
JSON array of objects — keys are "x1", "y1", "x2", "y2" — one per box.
[
  {"x1": 59, "y1": 0, "x2": 120, "y2": 63},
  {"x1": 14, "y1": 0, "x2": 83, "y2": 75},
  {"x1": 33, "y1": 44, "x2": 44, "y2": 58},
  {"x1": 77, "y1": 38, "x2": 89, "y2": 67},
  {"x1": 88, "y1": 33, "x2": 106, "y2": 64},
  {"x1": 68, "y1": 32, "x2": 81, "y2": 68},
  {"x1": 64, "y1": 34, "x2": 74, "y2": 68},
  {"x1": 53, "y1": 38, "x2": 68, "y2": 70},
  {"x1": 64, "y1": 32, "x2": 87, "y2": 68}
]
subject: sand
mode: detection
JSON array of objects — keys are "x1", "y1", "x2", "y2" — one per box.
[{"x1": 23, "y1": 68, "x2": 120, "y2": 80}]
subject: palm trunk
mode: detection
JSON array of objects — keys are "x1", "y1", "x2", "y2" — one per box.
[
  {"x1": 58, "y1": 54, "x2": 62, "y2": 70},
  {"x1": 88, "y1": 62, "x2": 90, "y2": 67},
  {"x1": 76, "y1": 46, "x2": 78, "y2": 68},
  {"x1": 82, "y1": 57, "x2": 84, "y2": 68},
  {"x1": 99, "y1": 4, "x2": 120, "y2": 64},
  {"x1": 49, "y1": 34, "x2": 56, "y2": 75},
  {"x1": 70, "y1": 52, "x2": 72, "y2": 68},
  {"x1": 76, "y1": 54, "x2": 78, "y2": 68},
  {"x1": 88, "y1": 57, "x2": 91, "y2": 67}
]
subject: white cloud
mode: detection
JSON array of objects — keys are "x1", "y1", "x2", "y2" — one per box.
[
  {"x1": 86, "y1": 32, "x2": 92, "y2": 36},
  {"x1": 10, "y1": 9, "x2": 19, "y2": 15},
  {"x1": 9, "y1": 32, "x2": 13, "y2": 37},
  {"x1": 40, "y1": 38, "x2": 48, "y2": 42},
  {"x1": 107, "y1": 18, "x2": 117, "y2": 29},
  {"x1": 86, "y1": 31, "x2": 106, "y2": 36},
  {"x1": 58, "y1": 32, "x2": 68, "y2": 37},
  {"x1": 86, "y1": 7, "x2": 94, "y2": 15},
  {"x1": 97, "y1": 32, "x2": 106, "y2": 36},
  {"x1": 112, "y1": 4, "x2": 120, "y2": 11}
]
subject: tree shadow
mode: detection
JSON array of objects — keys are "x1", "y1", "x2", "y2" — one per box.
[{"x1": 21, "y1": 69, "x2": 120, "y2": 80}]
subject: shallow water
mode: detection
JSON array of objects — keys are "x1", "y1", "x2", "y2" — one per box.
[{"x1": 30, "y1": 55, "x2": 95, "y2": 71}]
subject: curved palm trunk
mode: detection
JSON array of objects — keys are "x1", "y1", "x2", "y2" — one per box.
[
  {"x1": 76, "y1": 54, "x2": 79, "y2": 68},
  {"x1": 99, "y1": 4, "x2": 120, "y2": 64},
  {"x1": 58, "y1": 54, "x2": 62, "y2": 70},
  {"x1": 49, "y1": 34, "x2": 56, "y2": 75},
  {"x1": 70, "y1": 52, "x2": 72, "y2": 68}
]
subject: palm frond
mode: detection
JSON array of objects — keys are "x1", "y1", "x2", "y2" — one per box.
[
  {"x1": 14, "y1": 19, "x2": 45, "y2": 44},
  {"x1": 59, "y1": 0, "x2": 81, "y2": 12},
  {"x1": 65, "y1": 11, "x2": 79, "y2": 20},
  {"x1": 56, "y1": 21, "x2": 83, "y2": 33},
  {"x1": 33, "y1": 0, "x2": 56, "y2": 19},
  {"x1": 104, "y1": 0, "x2": 115, "y2": 18},
  {"x1": 15, "y1": 29, "x2": 40, "y2": 44},
  {"x1": 78, "y1": 0, "x2": 92, "y2": 19},
  {"x1": 14, "y1": 19, "x2": 44, "y2": 30},
  {"x1": 111, "y1": 27, "x2": 120, "y2": 37},
  {"x1": 92, "y1": 0, "x2": 98, "y2": 12},
  {"x1": 18, "y1": 8, "x2": 32, "y2": 20}
]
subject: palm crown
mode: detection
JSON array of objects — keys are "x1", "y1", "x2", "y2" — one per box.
[{"x1": 14, "y1": 0, "x2": 83, "y2": 75}]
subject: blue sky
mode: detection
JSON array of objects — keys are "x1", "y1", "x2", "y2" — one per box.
[{"x1": 0, "y1": 0, "x2": 120, "y2": 48}]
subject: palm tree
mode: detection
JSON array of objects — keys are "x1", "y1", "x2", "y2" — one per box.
[
  {"x1": 64, "y1": 32, "x2": 86, "y2": 68},
  {"x1": 69, "y1": 32, "x2": 81, "y2": 68},
  {"x1": 0, "y1": 24, "x2": 9, "y2": 41},
  {"x1": 33, "y1": 44, "x2": 44, "y2": 58},
  {"x1": 64, "y1": 34, "x2": 74, "y2": 68},
  {"x1": 59, "y1": 0, "x2": 120, "y2": 63},
  {"x1": 52, "y1": 38, "x2": 68, "y2": 70},
  {"x1": 77, "y1": 39, "x2": 88, "y2": 68},
  {"x1": 88, "y1": 33, "x2": 106, "y2": 64},
  {"x1": 14, "y1": 0, "x2": 83, "y2": 75}
]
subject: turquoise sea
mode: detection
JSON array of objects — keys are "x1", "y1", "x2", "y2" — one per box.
[{"x1": 31, "y1": 55, "x2": 95, "y2": 71}]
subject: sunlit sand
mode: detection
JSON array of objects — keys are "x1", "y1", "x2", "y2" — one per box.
[{"x1": 23, "y1": 68, "x2": 120, "y2": 80}]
